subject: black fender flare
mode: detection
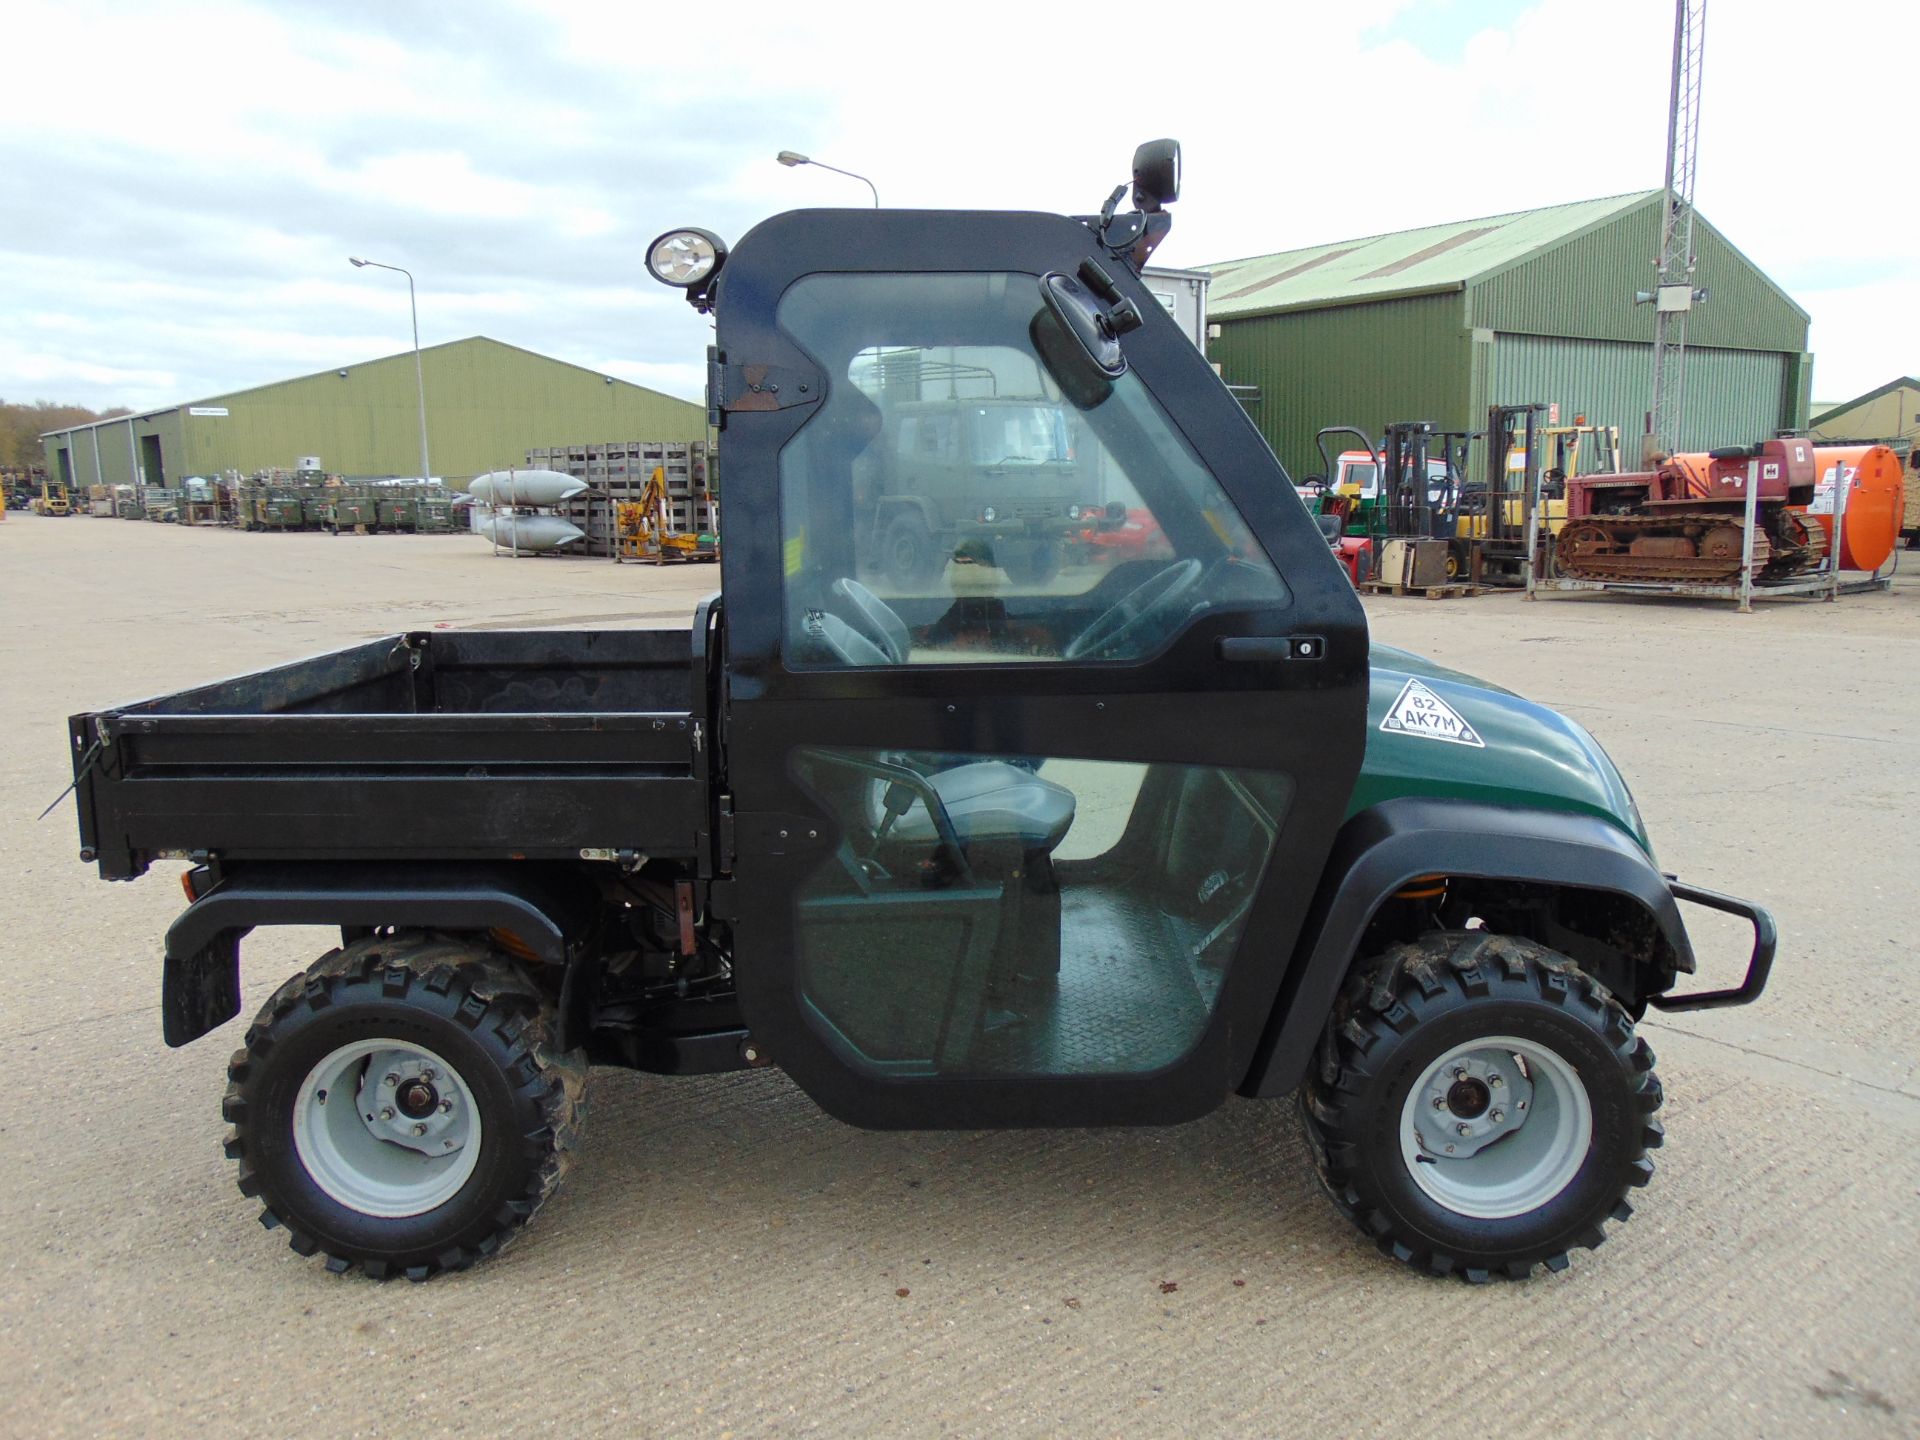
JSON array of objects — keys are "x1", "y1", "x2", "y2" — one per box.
[
  {"x1": 1238, "y1": 798, "x2": 1692, "y2": 1098},
  {"x1": 161, "y1": 862, "x2": 595, "y2": 1049}
]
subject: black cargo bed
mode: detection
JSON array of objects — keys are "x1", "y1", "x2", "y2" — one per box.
[{"x1": 69, "y1": 629, "x2": 712, "y2": 879}]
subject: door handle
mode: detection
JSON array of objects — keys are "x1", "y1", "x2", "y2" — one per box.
[{"x1": 1217, "y1": 636, "x2": 1325, "y2": 663}]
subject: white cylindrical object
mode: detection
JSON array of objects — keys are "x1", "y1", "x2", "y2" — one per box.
[
  {"x1": 474, "y1": 513, "x2": 585, "y2": 552},
  {"x1": 467, "y1": 470, "x2": 588, "y2": 506}
]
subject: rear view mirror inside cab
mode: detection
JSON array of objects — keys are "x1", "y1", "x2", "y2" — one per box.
[{"x1": 1032, "y1": 273, "x2": 1123, "y2": 410}]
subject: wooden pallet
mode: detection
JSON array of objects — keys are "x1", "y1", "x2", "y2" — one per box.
[{"x1": 1359, "y1": 580, "x2": 1493, "y2": 600}]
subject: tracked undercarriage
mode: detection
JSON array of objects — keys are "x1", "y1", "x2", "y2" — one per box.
[{"x1": 1557, "y1": 508, "x2": 1826, "y2": 584}]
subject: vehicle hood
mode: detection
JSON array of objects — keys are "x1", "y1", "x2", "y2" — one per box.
[{"x1": 1347, "y1": 644, "x2": 1651, "y2": 854}]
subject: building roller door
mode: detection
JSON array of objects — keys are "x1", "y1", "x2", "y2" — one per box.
[{"x1": 1492, "y1": 333, "x2": 1789, "y2": 453}]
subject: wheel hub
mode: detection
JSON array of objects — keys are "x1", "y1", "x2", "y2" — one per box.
[
  {"x1": 293, "y1": 1038, "x2": 484, "y2": 1220},
  {"x1": 356, "y1": 1051, "x2": 466, "y2": 1157},
  {"x1": 1400, "y1": 1035, "x2": 1594, "y2": 1221},
  {"x1": 1445, "y1": 1076, "x2": 1491, "y2": 1119},
  {"x1": 1412, "y1": 1049, "x2": 1532, "y2": 1159},
  {"x1": 396, "y1": 1078, "x2": 439, "y2": 1119}
]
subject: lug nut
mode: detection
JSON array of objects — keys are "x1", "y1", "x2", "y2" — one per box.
[
  {"x1": 1490, "y1": 1109, "x2": 1505, "y2": 1123},
  {"x1": 421, "y1": 1070, "x2": 435, "y2": 1083},
  {"x1": 1453, "y1": 1067, "x2": 1468, "y2": 1080},
  {"x1": 412, "y1": 1123, "x2": 428, "y2": 1136},
  {"x1": 384, "y1": 1073, "x2": 399, "y2": 1087},
  {"x1": 1432, "y1": 1096, "x2": 1447, "y2": 1109},
  {"x1": 439, "y1": 1098, "x2": 454, "y2": 1113},
  {"x1": 1456, "y1": 1123, "x2": 1471, "y2": 1136},
  {"x1": 379, "y1": 1107, "x2": 395, "y2": 1121},
  {"x1": 1489, "y1": 1074, "x2": 1503, "y2": 1088}
]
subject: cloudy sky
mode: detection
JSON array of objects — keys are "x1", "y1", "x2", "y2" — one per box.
[{"x1": 5, "y1": 0, "x2": 1914, "y2": 416}]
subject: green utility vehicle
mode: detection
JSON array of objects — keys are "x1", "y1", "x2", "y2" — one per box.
[{"x1": 63, "y1": 143, "x2": 1773, "y2": 1285}]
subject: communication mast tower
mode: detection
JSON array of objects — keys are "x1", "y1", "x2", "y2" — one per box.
[{"x1": 1641, "y1": 0, "x2": 1707, "y2": 463}]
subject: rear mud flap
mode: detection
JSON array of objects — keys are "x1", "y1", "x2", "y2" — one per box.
[{"x1": 162, "y1": 933, "x2": 241, "y2": 1047}]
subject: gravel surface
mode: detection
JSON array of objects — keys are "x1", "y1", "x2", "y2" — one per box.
[{"x1": 2, "y1": 515, "x2": 1915, "y2": 1438}]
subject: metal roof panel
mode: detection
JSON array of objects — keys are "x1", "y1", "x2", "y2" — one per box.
[{"x1": 1203, "y1": 191, "x2": 1661, "y2": 319}]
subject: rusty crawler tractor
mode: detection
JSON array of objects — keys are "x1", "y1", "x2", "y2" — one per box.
[{"x1": 1557, "y1": 438, "x2": 1827, "y2": 584}]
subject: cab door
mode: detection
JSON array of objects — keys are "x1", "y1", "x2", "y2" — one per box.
[{"x1": 713, "y1": 209, "x2": 1368, "y2": 1130}]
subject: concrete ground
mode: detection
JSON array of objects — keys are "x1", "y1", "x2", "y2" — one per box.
[{"x1": 1, "y1": 513, "x2": 1915, "y2": 1438}]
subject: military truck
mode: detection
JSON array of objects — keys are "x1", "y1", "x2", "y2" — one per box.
[
  {"x1": 63, "y1": 143, "x2": 1774, "y2": 1284},
  {"x1": 860, "y1": 393, "x2": 1087, "y2": 587}
]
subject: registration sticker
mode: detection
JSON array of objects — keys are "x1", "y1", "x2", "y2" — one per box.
[{"x1": 1380, "y1": 678, "x2": 1485, "y2": 748}]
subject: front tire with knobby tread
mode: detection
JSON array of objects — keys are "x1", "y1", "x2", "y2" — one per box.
[
  {"x1": 1301, "y1": 931, "x2": 1663, "y2": 1282},
  {"x1": 222, "y1": 932, "x2": 586, "y2": 1280}
]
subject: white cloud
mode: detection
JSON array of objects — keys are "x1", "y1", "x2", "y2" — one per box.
[{"x1": 1, "y1": 0, "x2": 1913, "y2": 413}]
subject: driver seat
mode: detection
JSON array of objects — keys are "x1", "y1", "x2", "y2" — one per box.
[
  {"x1": 868, "y1": 759, "x2": 1076, "y2": 855},
  {"x1": 868, "y1": 759, "x2": 1075, "y2": 992}
]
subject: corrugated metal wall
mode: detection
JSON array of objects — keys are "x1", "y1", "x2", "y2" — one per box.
[
  {"x1": 1488, "y1": 334, "x2": 1793, "y2": 452},
  {"x1": 1469, "y1": 199, "x2": 1809, "y2": 353},
  {"x1": 44, "y1": 339, "x2": 704, "y2": 484},
  {"x1": 1207, "y1": 293, "x2": 1472, "y2": 480},
  {"x1": 176, "y1": 338, "x2": 704, "y2": 479},
  {"x1": 45, "y1": 414, "x2": 186, "y2": 488}
]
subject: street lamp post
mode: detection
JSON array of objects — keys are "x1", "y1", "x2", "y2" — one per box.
[
  {"x1": 775, "y1": 150, "x2": 879, "y2": 207},
  {"x1": 348, "y1": 256, "x2": 432, "y2": 481}
]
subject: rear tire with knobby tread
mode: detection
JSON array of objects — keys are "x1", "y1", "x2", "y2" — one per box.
[
  {"x1": 222, "y1": 932, "x2": 587, "y2": 1280},
  {"x1": 1300, "y1": 931, "x2": 1662, "y2": 1282}
]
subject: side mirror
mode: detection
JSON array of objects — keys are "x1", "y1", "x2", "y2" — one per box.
[{"x1": 1131, "y1": 139, "x2": 1181, "y2": 211}]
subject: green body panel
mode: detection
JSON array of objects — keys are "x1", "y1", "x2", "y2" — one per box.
[{"x1": 1350, "y1": 644, "x2": 1650, "y2": 854}]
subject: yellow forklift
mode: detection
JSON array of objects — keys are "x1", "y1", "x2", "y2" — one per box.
[{"x1": 31, "y1": 480, "x2": 75, "y2": 516}]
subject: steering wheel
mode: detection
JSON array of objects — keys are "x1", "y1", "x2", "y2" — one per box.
[
  {"x1": 1064, "y1": 558, "x2": 1205, "y2": 662},
  {"x1": 804, "y1": 610, "x2": 890, "y2": 666},
  {"x1": 828, "y1": 578, "x2": 910, "y2": 663}
]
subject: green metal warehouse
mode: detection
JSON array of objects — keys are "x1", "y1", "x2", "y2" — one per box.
[
  {"x1": 39, "y1": 336, "x2": 705, "y2": 489},
  {"x1": 1203, "y1": 191, "x2": 1812, "y2": 481}
]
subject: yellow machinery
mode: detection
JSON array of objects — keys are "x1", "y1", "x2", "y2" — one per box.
[
  {"x1": 1456, "y1": 422, "x2": 1620, "y2": 543},
  {"x1": 615, "y1": 467, "x2": 717, "y2": 564},
  {"x1": 31, "y1": 480, "x2": 74, "y2": 516}
]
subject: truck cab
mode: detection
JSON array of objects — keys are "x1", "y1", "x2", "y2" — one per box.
[
  {"x1": 864, "y1": 393, "x2": 1085, "y2": 586},
  {"x1": 67, "y1": 142, "x2": 1774, "y2": 1286}
]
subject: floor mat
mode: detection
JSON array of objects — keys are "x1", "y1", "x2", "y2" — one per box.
[{"x1": 971, "y1": 883, "x2": 1211, "y2": 1075}]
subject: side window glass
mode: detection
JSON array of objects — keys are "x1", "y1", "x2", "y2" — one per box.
[
  {"x1": 790, "y1": 747, "x2": 1293, "y2": 1077},
  {"x1": 775, "y1": 273, "x2": 1287, "y2": 668}
]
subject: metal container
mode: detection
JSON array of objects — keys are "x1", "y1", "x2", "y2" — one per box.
[{"x1": 1803, "y1": 444, "x2": 1905, "y2": 572}]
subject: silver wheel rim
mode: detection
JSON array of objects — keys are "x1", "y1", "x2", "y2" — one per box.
[
  {"x1": 292, "y1": 1039, "x2": 483, "y2": 1219},
  {"x1": 1400, "y1": 1034, "x2": 1592, "y2": 1220}
]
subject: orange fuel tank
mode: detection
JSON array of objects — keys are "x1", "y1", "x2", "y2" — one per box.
[{"x1": 1803, "y1": 445, "x2": 1904, "y2": 571}]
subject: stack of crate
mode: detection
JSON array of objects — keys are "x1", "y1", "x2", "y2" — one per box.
[{"x1": 523, "y1": 440, "x2": 716, "y2": 558}]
